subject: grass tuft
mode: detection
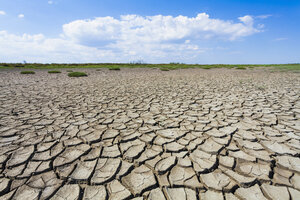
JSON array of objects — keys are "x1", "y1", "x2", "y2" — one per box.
[
  {"x1": 160, "y1": 68, "x2": 170, "y2": 71},
  {"x1": 236, "y1": 66, "x2": 246, "y2": 70},
  {"x1": 68, "y1": 72, "x2": 87, "y2": 77},
  {"x1": 20, "y1": 71, "x2": 35, "y2": 74},
  {"x1": 201, "y1": 66, "x2": 213, "y2": 69},
  {"x1": 48, "y1": 70, "x2": 61, "y2": 73},
  {"x1": 66, "y1": 70, "x2": 73, "y2": 72}
]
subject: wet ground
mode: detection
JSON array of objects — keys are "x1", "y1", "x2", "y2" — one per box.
[{"x1": 0, "y1": 68, "x2": 299, "y2": 200}]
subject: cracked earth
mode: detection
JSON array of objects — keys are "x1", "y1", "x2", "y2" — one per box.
[{"x1": 0, "y1": 68, "x2": 299, "y2": 200}]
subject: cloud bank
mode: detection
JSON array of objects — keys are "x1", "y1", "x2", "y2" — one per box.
[
  {"x1": 63, "y1": 13, "x2": 258, "y2": 44},
  {"x1": 0, "y1": 13, "x2": 261, "y2": 63}
]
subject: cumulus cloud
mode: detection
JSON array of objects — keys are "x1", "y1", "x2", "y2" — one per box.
[
  {"x1": 0, "y1": 11, "x2": 6, "y2": 15},
  {"x1": 0, "y1": 31, "x2": 115, "y2": 63},
  {"x1": 18, "y1": 14, "x2": 24, "y2": 18},
  {"x1": 0, "y1": 30, "x2": 202, "y2": 63},
  {"x1": 0, "y1": 13, "x2": 262, "y2": 63},
  {"x1": 238, "y1": 15, "x2": 254, "y2": 26},
  {"x1": 63, "y1": 13, "x2": 259, "y2": 45}
]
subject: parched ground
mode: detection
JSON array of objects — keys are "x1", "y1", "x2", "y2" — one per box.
[{"x1": 0, "y1": 68, "x2": 299, "y2": 200}]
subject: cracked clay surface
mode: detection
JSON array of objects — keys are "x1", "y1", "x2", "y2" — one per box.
[{"x1": 0, "y1": 68, "x2": 299, "y2": 200}]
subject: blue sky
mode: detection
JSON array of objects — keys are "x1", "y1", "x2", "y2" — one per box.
[{"x1": 0, "y1": 0, "x2": 299, "y2": 64}]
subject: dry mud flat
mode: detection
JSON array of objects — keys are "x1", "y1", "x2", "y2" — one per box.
[{"x1": 0, "y1": 68, "x2": 299, "y2": 200}]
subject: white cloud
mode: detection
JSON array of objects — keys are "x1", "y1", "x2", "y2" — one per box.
[
  {"x1": 0, "y1": 10, "x2": 6, "y2": 15},
  {"x1": 0, "y1": 13, "x2": 262, "y2": 63},
  {"x1": 256, "y1": 15, "x2": 272, "y2": 19},
  {"x1": 48, "y1": 1, "x2": 53, "y2": 5},
  {"x1": 0, "y1": 31, "x2": 115, "y2": 63},
  {"x1": 18, "y1": 14, "x2": 24, "y2": 18},
  {"x1": 63, "y1": 13, "x2": 259, "y2": 45},
  {"x1": 238, "y1": 15, "x2": 254, "y2": 26},
  {"x1": 0, "y1": 30, "x2": 202, "y2": 63}
]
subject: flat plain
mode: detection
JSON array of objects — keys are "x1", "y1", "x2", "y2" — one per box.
[{"x1": 0, "y1": 68, "x2": 299, "y2": 200}]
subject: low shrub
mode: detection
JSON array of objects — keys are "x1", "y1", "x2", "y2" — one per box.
[
  {"x1": 236, "y1": 66, "x2": 246, "y2": 70},
  {"x1": 20, "y1": 71, "x2": 35, "y2": 74},
  {"x1": 201, "y1": 66, "x2": 212, "y2": 69},
  {"x1": 68, "y1": 72, "x2": 87, "y2": 77}
]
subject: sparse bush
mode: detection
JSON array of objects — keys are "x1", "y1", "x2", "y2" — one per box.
[
  {"x1": 48, "y1": 70, "x2": 61, "y2": 73},
  {"x1": 66, "y1": 70, "x2": 73, "y2": 72},
  {"x1": 68, "y1": 72, "x2": 87, "y2": 77},
  {"x1": 109, "y1": 66, "x2": 120, "y2": 70},
  {"x1": 201, "y1": 66, "x2": 212, "y2": 69},
  {"x1": 236, "y1": 66, "x2": 246, "y2": 70},
  {"x1": 20, "y1": 71, "x2": 35, "y2": 74}
]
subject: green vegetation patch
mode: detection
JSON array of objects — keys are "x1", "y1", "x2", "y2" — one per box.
[
  {"x1": 48, "y1": 70, "x2": 61, "y2": 73},
  {"x1": 15, "y1": 64, "x2": 25, "y2": 68},
  {"x1": 0, "y1": 63, "x2": 298, "y2": 72},
  {"x1": 160, "y1": 68, "x2": 170, "y2": 71},
  {"x1": 271, "y1": 64, "x2": 300, "y2": 71},
  {"x1": 68, "y1": 72, "x2": 87, "y2": 77},
  {"x1": 200, "y1": 66, "x2": 213, "y2": 69},
  {"x1": 108, "y1": 66, "x2": 121, "y2": 70},
  {"x1": 20, "y1": 71, "x2": 35, "y2": 74}
]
